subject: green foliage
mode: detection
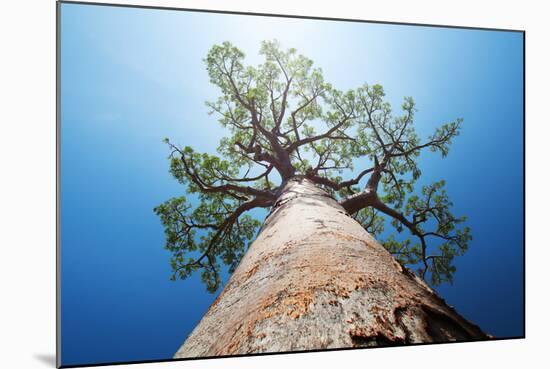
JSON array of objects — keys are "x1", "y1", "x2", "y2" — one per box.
[
  {"x1": 169, "y1": 146, "x2": 238, "y2": 193},
  {"x1": 354, "y1": 207, "x2": 385, "y2": 238},
  {"x1": 156, "y1": 40, "x2": 470, "y2": 291},
  {"x1": 385, "y1": 180, "x2": 472, "y2": 285},
  {"x1": 154, "y1": 195, "x2": 261, "y2": 292},
  {"x1": 383, "y1": 236, "x2": 422, "y2": 266}
]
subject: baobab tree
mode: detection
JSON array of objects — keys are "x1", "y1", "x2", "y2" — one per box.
[{"x1": 154, "y1": 40, "x2": 488, "y2": 357}]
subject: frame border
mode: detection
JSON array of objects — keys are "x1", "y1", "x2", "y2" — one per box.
[
  {"x1": 56, "y1": 1, "x2": 526, "y2": 368},
  {"x1": 56, "y1": 1, "x2": 62, "y2": 367}
]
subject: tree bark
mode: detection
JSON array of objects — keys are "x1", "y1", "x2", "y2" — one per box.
[{"x1": 174, "y1": 177, "x2": 488, "y2": 358}]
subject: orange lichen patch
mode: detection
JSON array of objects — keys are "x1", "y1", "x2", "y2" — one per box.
[
  {"x1": 222, "y1": 322, "x2": 245, "y2": 355},
  {"x1": 370, "y1": 305, "x2": 383, "y2": 314},
  {"x1": 323, "y1": 284, "x2": 351, "y2": 298},
  {"x1": 224, "y1": 339, "x2": 241, "y2": 355},
  {"x1": 270, "y1": 290, "x2": 315, "y2": 319},
  {"x1": 251, "y1": 287, "x2": 320, "y2": 324},
  {"x1": 284, "y1": 291, "x2": 315, "y2": 319},
  {"x1": 348, "y1": 326, "x2": 376, "y2": 343},
  {"x1": 243, "y1": 264, "x2": 260, "y2": 280},
  {"x1": 254, "y1": 297, "x2": 283, "y2": 322},
  {"x1": 353, "y1": 276, "x2": 369, "y2": 291}
]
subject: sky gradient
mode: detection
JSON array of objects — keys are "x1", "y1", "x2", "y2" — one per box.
[{"x1": 59, "y1": 3, "x2": 524, "y2": 366}]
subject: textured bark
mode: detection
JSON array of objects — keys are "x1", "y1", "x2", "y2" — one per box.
[{"x1": 174, "y1": 177, "x2": 488, "y2": 358}]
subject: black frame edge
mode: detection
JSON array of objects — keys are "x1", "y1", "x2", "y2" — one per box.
[{"x1": 57, "y1": 0, "x2": 525, "y2": 33}]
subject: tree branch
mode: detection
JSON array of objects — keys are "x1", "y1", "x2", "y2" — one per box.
[
  {"x1": 189, "y1": 197, "x2": 272, "y2": 266},
  {"x1": 370, "y1": 197, "x2": 429, "y2": 275},
  {"x1": 168, "y1": 142, "x2": 277, "y2": 201},
  {"x1": 286, "y1": 113, "x2": 354, "y2": 154},
  {"x1": 307, "y1": 167, "x2": 375, "y2": 191}
]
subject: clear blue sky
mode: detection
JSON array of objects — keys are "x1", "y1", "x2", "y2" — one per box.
[{"x1": 59, "y1": 3, "x2": 524, "y2": 366}]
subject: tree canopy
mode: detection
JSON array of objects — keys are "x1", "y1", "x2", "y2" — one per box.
[{"x1": 154, "y1": 40, "x2": 471, "y2": 292}]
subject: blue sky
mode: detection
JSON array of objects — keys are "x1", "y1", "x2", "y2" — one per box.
[{"x1": 60, "y1": 3, "x2": 524, "y2": 366}]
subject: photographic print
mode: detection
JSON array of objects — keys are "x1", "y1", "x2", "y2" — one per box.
[{"x1": 58, "y1": 1, "x2": 524, "y2": 367}]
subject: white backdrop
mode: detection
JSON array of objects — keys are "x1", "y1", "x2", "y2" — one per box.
[{"x1": 0, "y1": 1, "x2": 546, "y2": 368}]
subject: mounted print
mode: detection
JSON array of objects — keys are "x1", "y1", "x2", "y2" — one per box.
[{"x1": 57, "y1": 1, "x2": 525, "y2": 367}]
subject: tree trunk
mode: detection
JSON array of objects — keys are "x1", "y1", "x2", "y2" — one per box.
[{"x1": 174, "y1": 177, "x2": 488, "y2": 358}]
